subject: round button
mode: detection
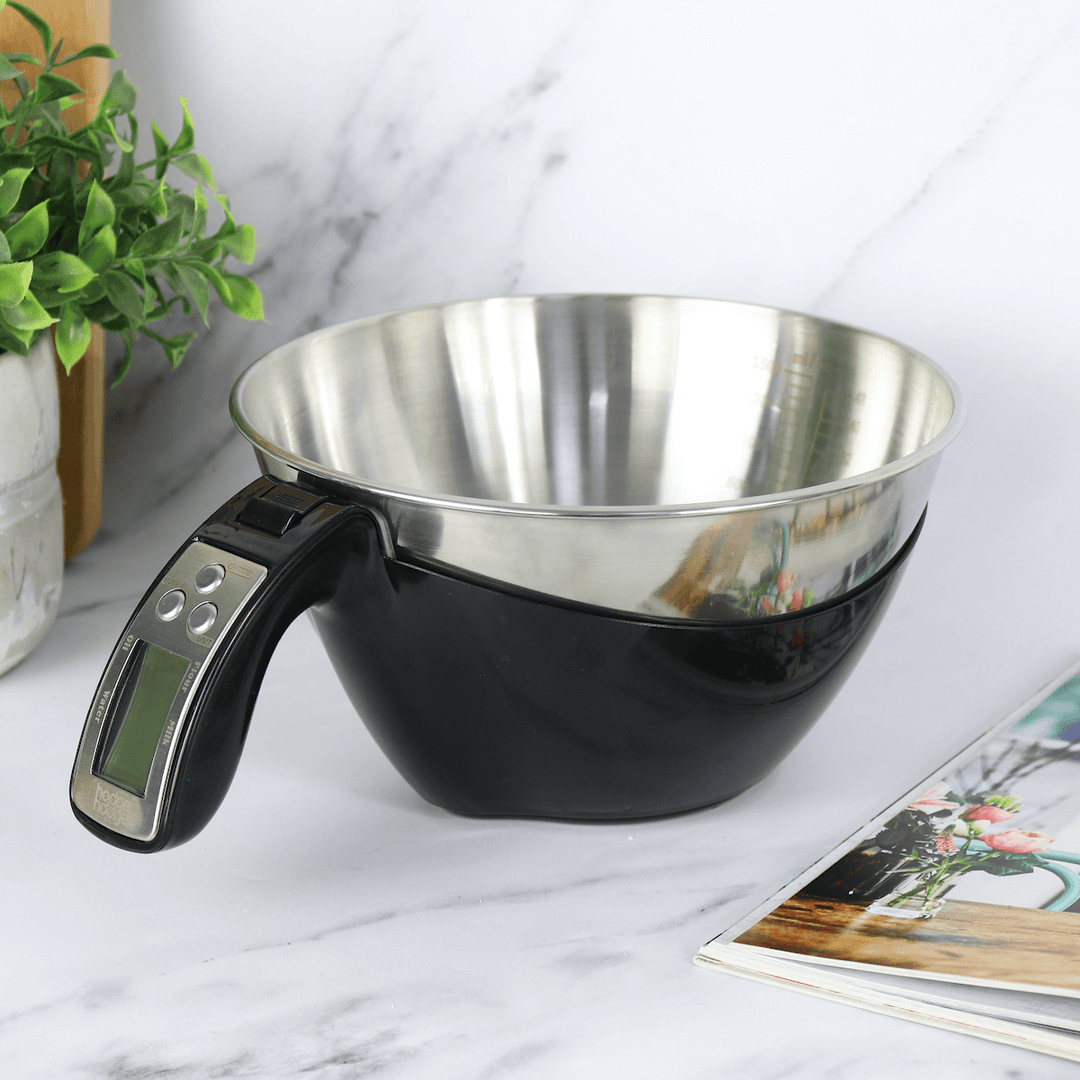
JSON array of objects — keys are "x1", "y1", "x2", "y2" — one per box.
[
  {"x1": 186, "y1": 602, "x2": 218, "y2": 636},
  {"x1": 194, "y1": 563, "x2": 226, "y2": 594},
  {"x1": 155, "y1": 589, "x2": 186, "y2": 622}
]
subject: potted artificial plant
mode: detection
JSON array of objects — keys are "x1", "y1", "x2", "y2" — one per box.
[{"x1": 0, "y1": 0, "x2": 263, "y2": 674}]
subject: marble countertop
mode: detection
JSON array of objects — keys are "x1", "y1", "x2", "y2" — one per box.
[
  {"x1": 4, "y1": 1, "x2": 1080, "y2": 1074},
  {"x1": 5, "y1": 451, "x2": 1080, "y2": 1079}
]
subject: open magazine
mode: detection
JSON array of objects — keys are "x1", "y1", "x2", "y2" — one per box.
[{"x1": 696, "y1": 659, "x2": 1080, "y2": 1062}]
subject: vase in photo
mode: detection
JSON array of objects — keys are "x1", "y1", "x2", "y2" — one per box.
[
  {"x1": 867, "y1": 868, "x2": 961, "y2": 920},
  {"x1": 804, "y1": 846, "x2": 916, "y2": 903}
]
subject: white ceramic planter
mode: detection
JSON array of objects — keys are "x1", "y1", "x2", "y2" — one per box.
[{"x1": 0, "y1": 333, "x2": 63, "y2": 676}]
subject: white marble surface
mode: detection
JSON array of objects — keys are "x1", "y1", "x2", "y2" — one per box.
[{"x1": 3, "y1": 1, "x2": 1080, "y2": 1074}]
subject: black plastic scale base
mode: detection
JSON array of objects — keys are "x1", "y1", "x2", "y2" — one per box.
[{"x1": 312, "y1": 510, "x2": 926, "y2": 821}]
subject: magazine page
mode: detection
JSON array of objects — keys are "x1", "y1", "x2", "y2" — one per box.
[
  {"x1": 695, "y1": 949, "x2": 1080, "y2": 1062},
  {"x1": 700, "y1": 660, "x2": 1080, "y2": 1001},
  {"x1": 741, "y1": 957, "x2": 1080, "y2": 1034}
]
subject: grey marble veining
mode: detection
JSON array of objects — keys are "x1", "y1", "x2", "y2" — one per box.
[{"x1": 5, "y1": 1, "x2": 1080, "y2": 1075}]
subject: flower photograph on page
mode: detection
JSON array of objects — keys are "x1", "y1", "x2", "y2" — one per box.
[{"x1": 733, "y1": 671, "x2": 1080, "y2": 991}]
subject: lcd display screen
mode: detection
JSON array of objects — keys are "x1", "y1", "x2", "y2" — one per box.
[{"x1": 96, "y1": 642, "x2": 190, "y2": 796}]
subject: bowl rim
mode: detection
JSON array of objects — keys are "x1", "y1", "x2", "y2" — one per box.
[{"x1": 230, "y1": 293, "x2": 965, "y2": 521}]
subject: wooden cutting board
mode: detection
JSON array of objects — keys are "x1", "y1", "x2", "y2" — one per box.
[{"x1": 1, "y1": 0, "x2": 111, "y2": 559}]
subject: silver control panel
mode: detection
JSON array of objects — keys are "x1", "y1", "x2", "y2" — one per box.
[{"x1": 70, "y1": 542, "x2": 268, "y2": 842}]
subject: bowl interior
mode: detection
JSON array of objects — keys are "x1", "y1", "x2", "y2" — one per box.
[{"x1": 234, "y1": 295, "x2": 959, "y2": 511}]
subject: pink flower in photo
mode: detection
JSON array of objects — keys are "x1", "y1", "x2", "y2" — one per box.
[
  {"x1": 776, "y1": 571, "x2": 795, "y2": 594},
  {"x1": 760, "y1": 597, "x2": 774, "y2": 614},
  {"x1": 962, "y1": 804, "x2": 1017, "y2": 825},
  {"x1": 935, "y1": 835, "x2": 957, "y2": 855},
  {"x1": 788, "y1": 589, "x2": 805, "y2": 612},
  {"x1": 906, "y1": 785, "x2": 960, "y2": 814},
  {"x1": 981, "y1": 829, "x2": 1053, "y2": 854}
]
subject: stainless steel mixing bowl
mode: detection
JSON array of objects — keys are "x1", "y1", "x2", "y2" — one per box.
[{"x1": 231, "y1": 295, "x2": 963, "y2": 619}]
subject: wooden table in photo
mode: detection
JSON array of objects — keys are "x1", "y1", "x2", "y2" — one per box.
[{"x1": 737, "y1": 895, "x2": 1080, "y2": 991}]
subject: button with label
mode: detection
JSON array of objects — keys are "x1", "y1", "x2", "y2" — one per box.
[
  {"x1": 186, "y1": 602, "x2": 218, "y2": 636},
  {"x1": 155, "y1": 589, "x2": 186, "y2": 622},
  {"x1": 194, "y1": 563, "x2": 226, "y2": 594}
]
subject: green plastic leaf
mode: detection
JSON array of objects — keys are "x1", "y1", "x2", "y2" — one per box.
[
  {"x1": 143, "y1": 273, "x2": 181, "y2": 321},
  {"x1": 3, "y1": 53, "x2": 41, "y2": 66},
  {"x1": 78, "y1": 179, "x2": 115, "y2": 249},
  {"x1": 4, "y1": 201, "x2": 49, "y2": 260},
  {"x1": 0, "y1": 55, "x2": 19, "y2": 81},
  {"x1": 159, "y1": 260, "x2": 184, "y2": 296},
  {"x1": 122, "y1": 256, "x2": 147, "y2": 291},
  {"x1": 34, "y1": 71, "x2": 83, "y2": 104},
  {"x1": 211, "y1": 192, "x2": 236, "y2": 237},
  {"x1": 145, "y1": 272, "x2": 166, "y2": 307},
  {"x1": 204, "y1": 266, "x2": 263, "y2": 320},
  {"x1": 97, "y1": 69, "x2": 137, "y2": 118},
  {"x1": 110, "y1": 148, "x2": 136, "y2": 190},
  {"x1": 189, "y1": 237, "x2": 221, "y2": 263},
  {"x1": 99, "y1": 113, "x2": 134, "y2": 154},
  {"x1": 79, "y1": 275, "x2": 106, "y2": 305},
  {"x1": 55, "y1": 300, "x2": 92, "y2": 371},
  {"x1": 170, "y1": 97, "x2": 196, "y2": 155},
  {"x1": 144, "y1": 328, "x2": 198, "y2": 371},
  {"x1": 174, "y1": 152, "x2": 214, "y2": 187},
  {"x1": 175, "y1": 262, "x2": 209, "y2": 325},
  {"x1": 24, "y1": 131, "x2": 99, "y2": 164},
  {"x1": 0, "y1": 320, "x2": 34, "y2": 354},
  {"x1": 80, "y1": 223, "x2": 116, "y2": 272},
  {"x1": 129, "y1": 213, "x2": 183, "y2": 260},
  {"x1": 55, "y1": 43, "x2": 119, "y2": 66},
  {"x1": 0, "y1": 261, "x2": 32, "y2": 306},
  {"x1": 22, "y1": 99, "x2": 67, "y2": 134},
  {"x1": 109, "y1": 180, "x2": 147, "y2": 210},
  {"x1": 150, "y1": 119, "x2": 169, "y2": 179},
  {"x1": 110, "y1": 324, "x2": 135, "y2": 386},
  {"x1": 101, "y1": 269, "x2": 144, "y2": 322},
  {"x1": 7, "y1": 3, "x2": 52, "y2": 60},
  {"x1": 32, "y1": 251, "x2": 96, "y2": 294},
  {"x1": 97, "y1": 310, "x2": 129, "y2": 333},
  {"x1": 145, "y1": 293, "x2": 187, "y2": 322},
  {"x1": 221, "y1": 222, "x2": 256, "y2": 264},
  {"x1": 191, "y1": 184, "x2": 207, "y2": 239},
  {"x1": 0, "y1": 289, "x2": 56, "y2": 331},
  {"x1": 0, "y1": 167, "x2": 32, "y2": 215},
  {"x1": 0, "y1": 230, "x2": 10, "y2": 262},
  {"x1": 146, "y1": 178, "x2": 167, "y2": 217},
  {"x1": 164, "y1": 190, "x2": 195, "y2": 233}
]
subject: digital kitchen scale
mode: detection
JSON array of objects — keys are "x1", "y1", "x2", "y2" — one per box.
[{"x1": 69, "y1": 479, "x2": 363, "y2": 852}]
